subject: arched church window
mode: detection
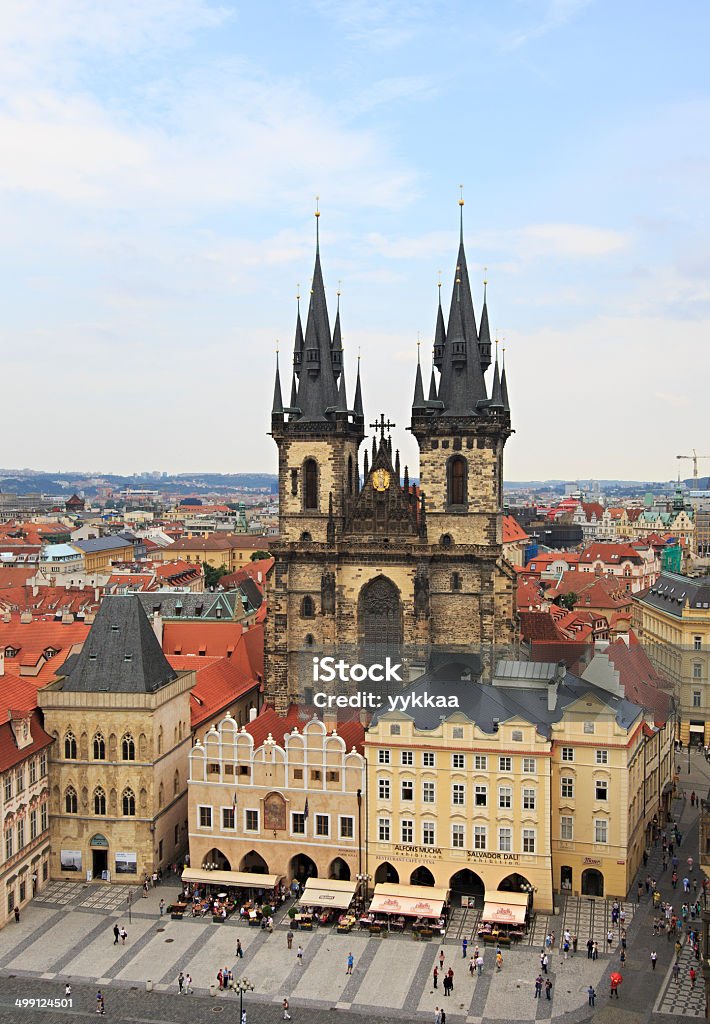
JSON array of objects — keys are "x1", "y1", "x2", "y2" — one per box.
[
  {"x1": 358, "y1": 576, "x2": 403, "y2": 660},
  {"x1": 93, "y1": 787, "x2": 106, "y2": 815},
  {"x1": 451, "y1": 572, "x2": 461, "y2": 591},
  {"x1": 65, "y1": 786, "x2": 78, "y2": 814},
  {"x1": 305, "y1": 633, "x2": 314, "y2": 647},
  {"x1": 304, "y1": 459, "x2": 318, "y2": 510},
  {"x1": 121, "y1": 734, "x2": 135, "y2": 761},
  {"x1": 440, "y1": 534, "x2": 453, "y2": 549},
  {"x1": 301, "y1": 595, "x2": 315, "y2": 618},
  {"x1": 64, "y1": 732, "x2": 77, "y2": 760},
  {"x1": 93, "y1": 733, "x2": 105, "y2": 760},
  {"x1": 122, "y1": 788, "x2": 135, "y2": 816},
  {"x1": 447, "y1": 455, "x2": 467, "y2": 507},
  {"x1": 300, "y1": 532, "x2": 312, "y2": 543}
]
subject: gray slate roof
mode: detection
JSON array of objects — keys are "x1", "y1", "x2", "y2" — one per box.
[
  {"x1": 371, "y1": 659, "x2": 642, "y2": 736},
  {"x1": 73, "y1": 535, "x2": 134, "y2": 553},
  {"x1": 137, "y1": 591, "x2": 241, "y2": 620},
  {"x1": 60, "y1": 595, "x2": 178, "y2": 694},
  {"x1": 639, "y1": 572, "x2": 710, "y2": 618}
]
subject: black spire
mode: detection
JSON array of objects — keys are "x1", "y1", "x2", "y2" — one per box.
[
  {"x1": 272, "y1": 351, "x2": 283, "y2": 415},
  {"x1": 412, "y1": 346, "x2": 426, "y2": 411},
  {"x1": 478, "y1": 277, "x2": 492, "y2": 373},
  {"x1": 394, "y1": 448, "x2": 401, "y2": 482},
  {"x1": 289, "y1": 370, "x2": 298, "y2": 410},
  {"x1": 353, "y1": 356, "x2": 364, "y2": 419},
  {"x1": 490, "y1": 343, "x2": 504, "y2": 408},
  {"x1": 335, "y1": 361, "x2": 348, "y2": 412},
  {"x1": 437, "y1": 200, "x2": 488, "y2": 415},
  {"x1": 295, "y1": 205, "x2": 338, "y2": 419},
  {"x1": 501, "y1": 347, "x2": 509, "y2": 412},
  {"x1": 331, "y1": 289, "x2": 343, "y2": 380},
  {"x1": 433, "y1": 287, "x2": 446, "y2": 370},
  {"x1": 292, "y1": 292, "x2": 304, "y2": 375},
  {"x1": 428, "y1": 366, "x2": 438, "y2": 402},
  {"x1": 363, "y1": 450, "x2": 369, "y2": 479}
]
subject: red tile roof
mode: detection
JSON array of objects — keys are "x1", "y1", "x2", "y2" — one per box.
[
  {"x1": 167, "y1": 654, "x2": 261, "y2": 729},
  {"x1": 605, "y1": 639, "x2": 673, "y2": 719},
  {"x1": 244, "y1": 704, "x2": 365, "y2": 753},
  {"x1": 502, "y1": 516, "x2": 529, "y2": 544},
  {"x1": 579, "y1": 543, "x2": 644, "y2": 565},
  {"x1": 0, "y1": 710, "x2": 53, "y2": 774}
]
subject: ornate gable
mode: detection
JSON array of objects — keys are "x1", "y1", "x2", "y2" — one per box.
[{"x1": 344, "y1": 427, "x2": 420, "y2": 537}]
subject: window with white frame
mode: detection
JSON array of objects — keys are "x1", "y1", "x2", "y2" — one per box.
[
  {"x1": 498, "y1": 786, "x2": 512, "y2": 809},
  {"x1": 378, "y1": 749, "x2": 391, "y2": 764},
  {"x1": 291, "y1": 812, "x2": 305, "y2": 834},
  {"x1": 561, "y1": 776, "x2": 574, "y2": 799},
  {"x1": 693, "y1": 662, "x2": 702, "y2": 679},
  {"x1": 198, "y1": 805, "x2": 212, "y2": 828},
  {"x1": 378, "y1": 777, "x2": 391, "y2": 800},
  {"x1": 561, "y1": 747, "x2": 574, "y2": 761},
  {"x1": 401, "y1": 750, "x2": 413, "y2": 765},
  {"x1": 245, "y1": 809, "x2": 259, "y2": 831},
  {"x1": 499, "y1": 756, "x2": 512, "y2": 772},
  {"x1": 498, "y1": 827, "x2": 512, "y2": 852},
  {"x1": 452, "y1": 753, "x2": 465, "y2": 769},
  {"x1": 595, "y1": 749, "x2": 609, "y2": 764},
  {"x1": 423, "y1": 781, "x2": 435, "y2": 803},
  {"x1": 315, "y1": 814, "x2": 329, "y2": 837},
  {"x1": 339, "y1": 816, "x2": 354, "y2": 839},
  {"x1": 452, "y1": 824, "x2": 465, "y2": 848},
  {"x1": 594, "y1": 819, "x2": 608, "y2": 843},
  {"x1": 522, "y1": 828, "x2": 536, "y2": 853},
  {"x1": 560, "y1": 816, "x2": 573, "y2": 841},
  {"x1": 423, "y1": 751, "x2": 435, "y2": 768},
  {"x1": 422, "y1": 822, "x2": 436, "y2": 846},
  {"x1": 522, "y1": 788, "x2": 536, "y2": 810},
  {"x1": 401, "y1": 819, "x2": 413, "y2": 843},
  {"x1": 474, "y1": 754, "x2": 487, "y2": 770},
  {"x1": 452, "y1": 783, "x2": 465, "y2": 805},
  {"x1": 694, "y1": 691, "x2": 702, "y2": 708},
  {"x1": 378, "y1": 817, "x2": 391, "y2": 842},
  {"x1": 694, "y1": 636, "x2": 703, "y2": 651},
  {"x1": 221, "y1": 807, "x2": 236, "y2": 829},
  {"x1": 595, "y1": 780, "x2": 608, "y2": 801},
  {"x1": 401, "y1": 780, "x2": 414, "y2": 801},
  {"x1": 522, "y1": 757, "x2": 536, "y2": 773},
  {"x1": 473, "y1": 825, "x2": 487, "y2": 850},
  {"x1": 475, "y1": 784, "x2": 487, "y2": 806}
]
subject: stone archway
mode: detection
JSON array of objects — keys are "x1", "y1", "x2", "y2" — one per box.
[
  {"x1": 581, "y1": 869, "x2": 604, "y2": 897},
  {"x1": 498, "y1": 872, "x2": 532, "y2": 894},
  {"x1": 239, "y1": 850, "x2": 268, "y2": 874},
  {"x1": 202, "y1": 848, "x2": 231, "y2": 871},
  {"x1": 410, "y1": 865, "x2": 435, "y2": 887},
  {"x1": 449, "y1": 868, "x2": 485, "y2": 903},
  {"x1": 328, "y1": 857, "x2": 351, "y2": 881},
  {"x1": 375, "y1": 862, "x2": 399, "y2": 885},
  {"x1": 290, "y1": 853, "x2": 318, "y2": 884},
  {"x1": 358, "y1": 576, "x2": 403, "y2": 663}
]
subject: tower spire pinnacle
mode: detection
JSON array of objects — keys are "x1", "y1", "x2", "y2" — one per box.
[
  {"x1": 459, "y1": 184, "x2": 464, "y2": 242},
  {"x1": 272, "y1": 345, "x2": 283, "y2": 415}
]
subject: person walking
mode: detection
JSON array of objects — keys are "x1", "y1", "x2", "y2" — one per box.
[
  {"x1": 96, "y1": 991, "x2": 105, "y2": 1015},
  {"x1": 217, "y1": 969, "x2": 223, "y2": 991},
  {"x1": 346, "y1": 952, "x2": 354, "y2": 975},
  {"x1": 468, "y1": 957, "x2": 475, "y2": 977},
  {"x1": 496, "y1": 951, "x2": 503, "y2": 972},
  {"x1": 650, "y1": 950, "x2": 657, "y2": 970},
  {"x1": 440, "y1": 1010, "x2": 446, "y2": 1024},
  {"x1": 113, "y1": 923, "x2": 119, "y2": 945},
  {"x1": 545, "y1": 979, "x2": 552, "y2": 1000},
  {"x1": 159, "y1": 899, "x2": 165, "y2": 917},
  {"x1": 287, "y1": 929, "x2": 294, "y2": 950},
  {"x1": 433, "y1": 966, "x2": 438, "y2": 988},
  {"x1": 541, "y1": 952, "x2": 549, "y2": 974},
  {"x1": 296, "y1": 945, "x2": 304, "y2": 965},
  {"x1": 185, "y1": 974, "x2": 192, "y2": 994},
  {"x1": 120, "y1": 926, "x2": 127, "y2": 945},
  {"x1": 592, "y1": 942, "x2": 599, "y2": 960},
  {"x1": 475, "y1": 954, "x2": 483, "y2": 975},
  {"x1": 439, "y1": 949, "x2": 445, "y2": 971},
  {"x1": 446, "y1": 967, "x2": 454, "y2": 992},
  {"x1": 178, "y1": 972, "x2": 184, "y2": 994},
  {"x1": 672, "y1": 962, "x2": 680, "y2": 983},
  {"x1": 587, "y1": 937, "x2": 594, "y2": 959},
  {"x1": 610, "y1": 977, "x2": 620, "y2": 999},
  {"x1": 534, "y1": 975, "x2": 543, "y2": 998},
  {"x1": 433, "y1": 1009, "x2": 441, "y2": 1024},
  {"x1": 607, "y1": 929, "x2": 614, "y2": 950},
  {"x1": 690, "y1": 967, "x2": 697, "y2": 989},
  {"x1": 619, "y1": 949, "x2": 626, "y2": 967},
  {"x1": 282, "y1": 998, "x2": 291, "y2": 1020},
  {"x1": 587, "y1": 985, "x2": 596, "y2": 1007},
  {"x1": 442, "y1": 974, "x2": 450, "y2": 997},
  {"x1": 462, "y1": 937, "x2": 468, "y2": 959},
  {"x1": 236, "y1": 939, "x2": 244, "y2": 959}
]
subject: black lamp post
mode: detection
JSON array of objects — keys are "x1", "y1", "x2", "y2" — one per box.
[{"x1": 234, "y1": 977, "x2": 254, "y2": 1023}]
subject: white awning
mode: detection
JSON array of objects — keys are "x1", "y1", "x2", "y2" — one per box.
[
  {"x1": 299, "y1": 878, "x2": 357, "y2": 909},
  {"x1": 481, "y1": 892, "x2": 528, "y2": 926},
  {"x1": 689, "y1": 724, "x2": 705, "y2": 733},
  {"x1": 181, "y1": 868, "x2": 281, "y2": 888},
  {"x1": 369, "y1": 883, "x2": 449, "y2": 919}
]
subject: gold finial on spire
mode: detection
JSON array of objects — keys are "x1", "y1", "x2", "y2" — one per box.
[
  {"x1": 459, "y1": 184, "x2": 464, "y2": 207},
  {"x1": 437, "y1": 269, "x2": 442, "y2": 292},
  {"x1": 337, "y1": 278, "x2": 341, "y2": 296},
  {"x1": 455, "y1": 264, "x2": 461, "y2": 284},
  {"x1": 483, "y1": 265, "x2": 488, "y2": 286},
  {"x1": 315, "y1": 195, "x2": 320, "y2": 218},
  {"x1": 275, "y1": 339, "x2": 280, "y2": 354},
  {"x1": 296, "y1": 282, "x2": 300, "y2": 301}
]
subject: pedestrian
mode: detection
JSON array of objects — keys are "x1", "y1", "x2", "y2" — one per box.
[
  {"x1": 690, "y1": 967, "x2": 697, "y2": 989},
  {"x1": 545, "y1": 979, "x2": 552, "y2": 1000},
  {"x1": 691, "y1": 791, "x2": 696, "y2": 806},
  {"x1": 13, "y1": 906, "x2": 19, "y2": 923},
  {"x1": 468, "y1": 957, "x2": 475, "y2": 976},
  {"x1": 65, "y1": 984, "x2": 71, "y2": 998},
  {"x1": 186, "y1": 974, "x2": 192, "y2": 994},
  {"x1": 439, "y1": 949, "x2": 445, "y2": 971},
  {"x1": 572, "y1": 933, "x2": 578, "y2": 954},
  {"x1": 619, "y1": 949, "x2": 626, "y2": 966},
  {"x1": 563, "y1": 939, "x2": 569, "y2": 960},
  {"x1": 534, "y1": 975, "x2": 543, "y2": 998},
  {"x1": 236, "y1": 939, "x2": 243, "y2": 958},
  {"x1": 496, "y1": 951, "x2": 503, "y2": 972},
  {"x1": 621, "y1": 928, "x2": 627, "y2": 949},
  {"x1": 282, "y1": 997, "x2": 291, "y2": 1020},
  {"x1": 592, "y1": 942, "x2": 598, "y2": 960},
  {"x1": 586, "y1": 937, "x2": 593, "y2": 959},
  {"x1": 120, "y1": 926, "x2": 127, "y2": 945},
  {"x1": 637, "y1": 881, "x2": 643, "y2": 903},
  {"x1": 462, "y1": 937, "x2": 468, "y2": 958},
  {"x1": 610, "y1": 977, "x2": 620, "y2": 999},
  {"x1": 178, "y1": 972, "x2": 184, "y2": 994},
  {"x1": 442, "y1": 974, "x2": 450, "y2": 997},
  {"x1": 96, "y1": 992, "x2": 105, "y2": 1016},
  {"x1": 541, "y1": 953, "x2": 549, "y2": 974},
  {"x1": 287, "y1": 929, "x2": 294, "y2": 950},
  {"x1": 159, "y1": 899, "x2": 165, "y2": 916},
  {"x1": 545, "y1": 933, "x2": 552, "y2": 950},
  {"x1": 607, "y1": 929, "x2": 614, "y2": 949},
  {"x1": 433, "y1": 1008, "x2": 441, "y2": 1024},
  {"x1": 440, "y1": 1010, "x2": 446, "y2": 1024},
  {"x1": 217, "y1": 969, "x2": 223, "y2": 991},
  {"x1": 113, "y1": 923, "x2": 119, "y2": 945},
  {"x1": 643, "y1": 849, "x2": 648, "y2": 866},
  {"x1": 587, "y1": 985, "x2": 596, "y2": 1007},
  {"x1": 672, "y1": 962, "x2": 680, "y2": 983},
  {"x1": 297, "y1": 945, "x2": 304, "y2": 965},
  {"x1": 346, "y1": 952, "x2": 354, "y2": 975},
  {"x1": 433, "y1": 966, "x2": 438, "y2": 988},
  {"x1": 447, "y1": 967, "x2": 454, "y2": 992},
  {"x1": 241, "y1": 1011, "x2": 246, "y2": 1024}
]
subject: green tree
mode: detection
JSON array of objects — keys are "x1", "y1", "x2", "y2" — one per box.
[
  {"x1": 250, "y1": 549, "x2": 272, "y2": 561},
  {"x1": 202, "y1": 562, "x2": 229, "y2": 589},
  {"x1": 559, "y1": 591, "x2": 578, "y2": 610}
]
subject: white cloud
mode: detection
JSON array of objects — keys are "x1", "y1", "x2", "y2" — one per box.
[{"x1": 503, "y1": 0, "x2": 593, "y2": 50}]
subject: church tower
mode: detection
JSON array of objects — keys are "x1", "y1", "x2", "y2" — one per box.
[{"x1": 264, "y1": 203, "x2": 516, "y2": 713}]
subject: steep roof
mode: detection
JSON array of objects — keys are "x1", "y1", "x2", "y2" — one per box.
[
  {"x1": 167, "y1": 654, "x2": 261, "y2": 729},
  {"x1": 502, "y1": 515, "x2": 529, "y2": 543},
  {"x1": 0, "y1": 710, "x2": 53, "y2": 774},
  {"x1": 244, "y1": 704, "x2": 365, "y2": 753},
  {"x1": 639, "y1": 572, "x2": 710, "y2": 618},
  {"x1": 59, "y1": 595, "x2": 178, "y2": 694}
]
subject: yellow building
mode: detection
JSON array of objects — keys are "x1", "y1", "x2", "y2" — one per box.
[
  {"x1": 188, "y1": 708, "x2": 365, "y2": 886},
  {"x1": 165, "y1": 534, "x2": 270, "y2": 571},
  {"x1": 72, "y1": 536, "x2": 134, "y2": 574},
  {"x1": 38, "y1": 596, "x2": 195, "y2": 883},
  {"x1": 634, "y1": 573, "x2": 710, "y2": 744}
]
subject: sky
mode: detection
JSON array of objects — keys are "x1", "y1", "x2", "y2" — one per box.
[{"x1": 1, "y1": 0, "x2": 709, "y2": 481}]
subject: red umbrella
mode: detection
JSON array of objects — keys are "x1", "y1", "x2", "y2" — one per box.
[{"x1": 610, "y1": 972, "x2": 623, "y2": 984}]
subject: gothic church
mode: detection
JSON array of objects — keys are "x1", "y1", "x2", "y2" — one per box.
[{"x1": 265, "y1": 206, "x2": 516, "y2": 711}]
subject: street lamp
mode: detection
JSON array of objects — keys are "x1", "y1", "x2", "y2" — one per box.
[
  {"x1": 234, "y1": 977, "x2": 254, "y2": 1023},
  {"x1": 356, "y1": 873, "x2": 372, "y2": 914}
]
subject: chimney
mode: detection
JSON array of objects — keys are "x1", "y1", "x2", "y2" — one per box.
[
  {"x1": 322, "y1": 707, "x2": 338, "y2": 731},
  {"x1": 152, "y1": 610, "x2": 164, "y2": 646},
  {"x1": 248, "y1": 707, "x2": 258, "y2": 723},
  {"x1": 548, "y1": 660, "x2": 566, "y2": 712},
  {"x1": 0, "y1": 648, "x2": 4, "y2": 677}
]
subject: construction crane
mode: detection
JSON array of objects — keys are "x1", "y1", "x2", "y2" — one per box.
[{"x1": 676, "y1": 450, "x2": 710, "y2": 481}]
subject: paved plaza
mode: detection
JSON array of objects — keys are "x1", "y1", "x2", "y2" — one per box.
[{"x1": 0, "y1": 750, "x2": 708, "y2": 1024}]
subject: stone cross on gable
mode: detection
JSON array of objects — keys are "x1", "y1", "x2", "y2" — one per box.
[{"x1": 369, "y1": 413, "x2": 396, "y2": 440}]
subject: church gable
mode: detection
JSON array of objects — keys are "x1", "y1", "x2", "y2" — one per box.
[{"x1": 345, "y1": 428, "x2": 420, "y2": 537}]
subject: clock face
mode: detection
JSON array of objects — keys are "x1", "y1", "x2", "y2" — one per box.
[{"x1": 372, "y1": 468, "x2": 391, "y2": 492}]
